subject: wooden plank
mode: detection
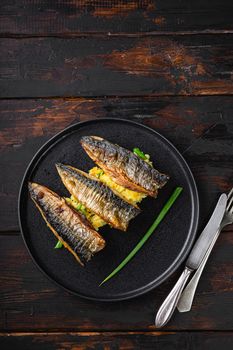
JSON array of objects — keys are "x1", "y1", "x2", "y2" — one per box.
[
  {"x1": 0, "y1": 97, "x2": 233, "y2": 232},
  {"x1": 1, "y1": 35, "x2": 233, "y2": 98},
  {"x1": 0, "y1": 227, "x2": 233, "y2": 330},
  {"x1": 1, "y1": 1, "x2": 233, "y2": 35},
  {"x1": 0, "y1": 332, "x2": 233, "y2": 350},
  {"x1": 0, "y1": 231, "x2": 233, "y2": 330},
  {"x1": 0, "y1": 231, "x2": 232, "y2": 330}
]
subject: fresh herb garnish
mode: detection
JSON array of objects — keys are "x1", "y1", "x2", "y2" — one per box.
[
  {"x1": 54, "y1": 240, "x2": 63, "y2": 249},
  {"x1": 76, "y1": 203, "x2": 82, "y2": 210},
  {"x1": 97, "y1": 169, "x2": 104, "y2": 178},
  {"x1": 99, "y1": 187, "x2": 183, "y2": 286},
  {"x1": 133, "y1": 148, "x2": 152, "y2": 165},
  {"x1": 65, "y1": 197, "x2": 86, "y2": 215},
  {"x1": 133, "y1": 147, "x2": 147, "y2": 160},
  {"x1": 79, "y1": 204, "x2": 87, "y2": 215}
]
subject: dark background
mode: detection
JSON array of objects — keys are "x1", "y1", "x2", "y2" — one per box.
[{"x1": 0, "y1": 1, "x2": 233, "y2": 349}]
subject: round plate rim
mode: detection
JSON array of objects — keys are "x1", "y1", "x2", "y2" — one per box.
[{"x1": 18, "y1": 118, "x2": 199, "y2": 302}]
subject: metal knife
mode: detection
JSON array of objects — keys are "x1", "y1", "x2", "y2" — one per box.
[{"x1": 155, "y1": 193, "x2": 227, "y2": 328}]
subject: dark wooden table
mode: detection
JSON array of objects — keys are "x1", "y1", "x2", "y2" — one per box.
[{"x1": 1, "y1": 1, "x2": 233, "y2": 349}]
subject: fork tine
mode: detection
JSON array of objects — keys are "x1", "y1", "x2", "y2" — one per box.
[
  {"x1": 228, "y1": 197, "x2": 233, "y2": 213},
  {"x1": 228, "y1": 201, "x2": 233, "y2": 214},
  {"x1": 227, "y1": 188, "x2": 233, "y2": 200},
  {"x1": 226, "y1": 193, "x2": 233, "y2": 211}
]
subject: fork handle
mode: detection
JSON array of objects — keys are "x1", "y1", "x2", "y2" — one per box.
[{"x1": 177, "y1": 227, "x2": 221, "y2": 313}]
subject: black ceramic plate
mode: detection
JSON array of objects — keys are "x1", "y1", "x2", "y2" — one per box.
[{"x1": 19, "y1": 118, "x2": 199, "y2": 301}]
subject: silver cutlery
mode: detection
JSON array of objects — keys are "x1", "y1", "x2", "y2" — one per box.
[
  {"x1": 177, "y1": 188, "x2": 233, "y2": 312},
  {"x1": 155, "y1": 193, "x2": 227, "y2": 328}
]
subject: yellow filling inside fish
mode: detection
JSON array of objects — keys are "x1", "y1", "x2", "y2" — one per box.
[
  {"x1": 89, "y1": 167, "x2": 147, "y2": 205},
  {"x1": 66, "y1": 166, "x2": 147, "y2": 230},
  {"x1": 64, "y1": 149, "x2": 156, "y2": 231},
  {"x1": 65, "y1": 195, "x2": 106, "y2": 230}
]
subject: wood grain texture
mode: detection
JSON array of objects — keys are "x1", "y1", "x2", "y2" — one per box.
[
  {"x1": 1, "y1": 332, "x2": 233, "y2": 350},
  {"x1": 0, "y1": 233, "x2": 232, "y2": 331},
  {"x1": 1, "y1": 35, "x2": 233, "y2": 98},
  {"x1": 1, "y1": 97, "x2": 233, "y2": 231},
  {"x1": 1, "y1": 1, "x2": 233, "y2": 35},
  {"x1": 1, "y1": 0, "x2": 233, "y2": 342}
]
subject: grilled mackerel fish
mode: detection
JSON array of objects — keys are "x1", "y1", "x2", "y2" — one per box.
[
  {"x1": 56, "y1": 163, "x2": 140, "y2": 231},
  {"x1": 28, "y1": 182, "x2": 105, "y2": 265},
  {"x1": 80, "y1": 136, "x2": 169, "y2": 197}
]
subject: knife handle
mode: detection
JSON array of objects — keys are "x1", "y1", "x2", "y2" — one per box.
[
  {"x1": 177, "y1": 227, "x2": 221, "y2": 313},
  {"x1": 155, "y1": 267, "x2": 192, "y2": 328}
]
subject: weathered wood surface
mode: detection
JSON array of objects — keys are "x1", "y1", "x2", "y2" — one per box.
[
  {"x1": 1, "y1": 332, "x2": 233, "y2": 350},
  {"x1": 1, "y1": 35, "x2": 233, "y2": 98},
  {"x1": 1, "y1": 0, "x2": 233, "y2": 346},
  {"x1": 1, "y1": 1, "x2": 233, "y2": 35},
  {"x1": 1, "y1": 97, "x2": 233, "y2": 232},
  {"x1": 0, "y1": 233, "x2": 232, "y2": 331},
  {"x1": 0, "y1": 97, "x2": 232, "y2": 333}
]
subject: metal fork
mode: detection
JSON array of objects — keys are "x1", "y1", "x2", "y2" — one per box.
[{"x1": 177, "y1": 188, "x2": 233, "y2": 312}]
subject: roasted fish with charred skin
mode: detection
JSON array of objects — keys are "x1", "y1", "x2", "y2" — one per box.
[
  {"x1": 28, "y1": 182, "x2": 105, "y2": 265},
  {"x1": 80, "y1": 136, "x2": 169, "y2": 197},
  {"x1": 56, "y1": 163, "x2": 140, "y2": 231}
]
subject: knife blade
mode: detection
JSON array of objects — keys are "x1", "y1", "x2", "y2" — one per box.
[{"x1": 186, "y1": 193, "x2": 227, "y2": 270}]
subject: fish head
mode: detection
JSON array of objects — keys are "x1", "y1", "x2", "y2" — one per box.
[
  {"x1": 56, "y1": 163, "x2": 68, "y2": 177},
  {"x1": 56, "y1": 163, "x2": 89, "y2": 197},
  {"x1": 28, "y1": 182, "x2": 45, "y2": 201},
  {"x1": 28, "y1": 182, "x2": 61, "y2": 205},
  {"x1": 56, "y1": 163, "x2": 76, "y2": 191},
  {"x1": 80, "y1": 136, "x2": 104, "y2": 161}
]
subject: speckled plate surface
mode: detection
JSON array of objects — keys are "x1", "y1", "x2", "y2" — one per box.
[{"x1": 18, "y1": 118, "x2": 199, "y2": 301}]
